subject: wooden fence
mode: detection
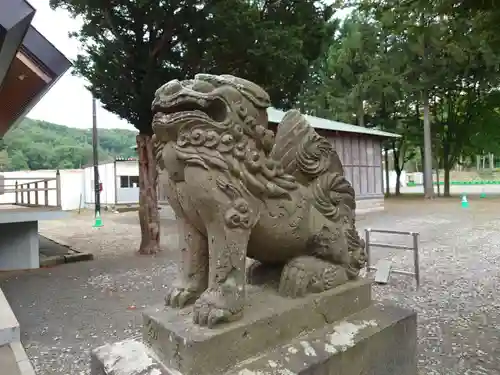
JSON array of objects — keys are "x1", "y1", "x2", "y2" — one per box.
[{"x1": 0, "y1": 171, "x2": 61, "y2": 208}]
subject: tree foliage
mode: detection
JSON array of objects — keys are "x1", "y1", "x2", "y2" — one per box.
[
  {"x1": 0, "y1": 150, "x2": 8, "y2": 172},
  {"x1": 50, "y1": 0, "x2": 335, "y2": 134},
  {"x1": 299, "y1": 1, "x2": 500, "y2": 196},
  {"x1": 1, "y1": 118, "x2": 137, "y2": 171}
]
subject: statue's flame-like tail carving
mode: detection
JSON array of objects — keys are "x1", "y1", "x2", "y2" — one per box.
[
  {"x1": 271, "y1": 109, "x2": 355, "y2": 220},
  {"x1": 271, "y1": 110, "x2": 344, "y2": 181}
]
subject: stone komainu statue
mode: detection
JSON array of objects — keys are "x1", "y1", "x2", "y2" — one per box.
[{"x1": 152, "y1": 74, "x2": 367, "y2": 328}]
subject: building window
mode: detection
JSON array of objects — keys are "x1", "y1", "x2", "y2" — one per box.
[
  {"x1": 130, "y1": 176, "x2": 139, "y2": 187},
  {"x1": 120, "y1": 176, "x2": 139, "y2": 188},
  {"x1": 120, "y1": 176, "x2": 129, "y2": 188}
]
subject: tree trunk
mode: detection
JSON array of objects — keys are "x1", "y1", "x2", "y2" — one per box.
[
  {"x1": 443, "y1": 141, "x2": 451, "y2": 197},
  {"x1": 395, "y1": 169, "x2": 401, "y2": 195},
  {"x1": 392, "y1": 142, "x2": 401, "y2": 196},
  {"x1": 136, "y1": 133, "x2": 160, "y2": 255},
  {"x1": 420, "y1": 146, "x2": 426, "y2": 192},
  {"x1": 422, "y1": 90, "x2": 434, "y2": 199},
  {"x1": 435, "y1": 162, "x2": 440, "y2": 197},
  {"x1": 384, "y1": 148, "x2": 390, "y2": 196},
  {"x1": 357, "y1": 102, "x2": 365, "y2": 127},
  {"x1": 443, "y1": 166, "x2": 450, "y2": 197}
]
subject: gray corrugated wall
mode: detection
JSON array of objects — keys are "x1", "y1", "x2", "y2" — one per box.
[{"x1": 326, "y1": 133, "x2": 383, "y2": 199}]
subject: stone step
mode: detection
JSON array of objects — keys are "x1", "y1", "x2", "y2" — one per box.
[
  {"x1": 0, "y1": 288, "x2": 19, "y2": 347},
  {"x1": 0, "y1": 342, "x2": 36, "y2": 375}
]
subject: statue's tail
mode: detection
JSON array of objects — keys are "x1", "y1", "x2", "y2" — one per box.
[
  {"x1": 312, "y1": 172, "x2": 356, "y2": 222},
  {"x1": 270, "y1": 110, "x2": 344, "y2": 183},
  {"x1": 270, "y1": 109, "x2": 354, "y2": 219},
  {"x1": 271, "y1": 110, "x2": 365, "y2": 277}
]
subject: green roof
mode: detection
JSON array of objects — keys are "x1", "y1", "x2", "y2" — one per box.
[{"x1": 267, "y1": 107, "x2": 400, "y2": 138}]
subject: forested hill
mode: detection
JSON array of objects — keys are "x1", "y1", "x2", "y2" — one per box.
[{"x1": 0, "y1": 118, "x2": 138, "y2": 171}]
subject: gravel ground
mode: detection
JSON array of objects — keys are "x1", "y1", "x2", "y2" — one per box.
[
  {"x1": 1, "y1": 197, "x2": 500, "y2": 374},
  {"x1": 38, "y1": 209, "x2": 179, "y2": 257}
]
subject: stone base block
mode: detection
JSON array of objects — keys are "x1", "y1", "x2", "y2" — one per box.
[
  {"x1": 91, "y1": 301, "x2": 416, "y2": 375},
  {"x1": 143, "y1": 279, "x2": 372, "y2": 375},
  {"x1": 90, "y1": 279, "x2": 417, "y2": 375},
  {"x1": 227, "y1": 302, "x2": 417, "y2": 375}
]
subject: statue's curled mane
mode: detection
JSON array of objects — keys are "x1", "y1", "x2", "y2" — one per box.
[{"x1": 173, "y1": 111, "x2": 298, "y2": 200}]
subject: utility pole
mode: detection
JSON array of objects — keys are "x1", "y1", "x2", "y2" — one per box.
[{"x1": 92, "y1": 96, "x2": 102, "y2": 226}]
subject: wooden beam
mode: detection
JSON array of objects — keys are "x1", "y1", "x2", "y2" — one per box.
[{"x1": 16, "y1": 51, "x2": 51, "y2": 83}]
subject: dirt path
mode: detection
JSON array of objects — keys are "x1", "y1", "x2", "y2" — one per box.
[{"x1": 38, "y1": 209, "x2": 179, "y2": 258}]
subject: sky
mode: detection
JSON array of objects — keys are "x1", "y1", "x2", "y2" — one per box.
[
  {"x1": 27, "y1": 0, "x2": 135, "y2": 130},
  {"x1": 26, "y1": 0, "x2": 350, "y2": 131}
]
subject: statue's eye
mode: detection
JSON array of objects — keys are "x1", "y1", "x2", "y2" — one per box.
[
  {"x1": 192, "y1": 81, "x2": 215, "y2": 93},
  {"x1": 221, "y1": 134, "x2": 234, "y2": 144}
]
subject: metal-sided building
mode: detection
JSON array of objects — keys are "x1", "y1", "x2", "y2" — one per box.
[{"x1": 157, "y1": 108, "x2": 399, "y2": 215}]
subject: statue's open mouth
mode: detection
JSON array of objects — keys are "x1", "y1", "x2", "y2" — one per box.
[{"x1": 152, "y1": 96, "x2": 227, "y2": 127}]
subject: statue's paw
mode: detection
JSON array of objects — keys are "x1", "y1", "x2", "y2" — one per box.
[
  {"x1": 279, "y1": 256, "x2": 348, "y2": 298},
  {"x1": 193, "y1": 304, "x2": 233, "y2": 328},
  {"x1": 165, "y1": 285, "x2": 201, "y2": 308},
  {"x1": 278, "y1": 259, "x2": 311, "y2": 298},
  {"x1": 192, "y1": 289, "x2": 243, "y2": 328}
]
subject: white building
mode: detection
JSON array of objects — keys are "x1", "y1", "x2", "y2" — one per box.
[
  {"x1": 83, "y1": 158, "x2": 139, "y2": 207},
  {"x1": 381, "y1": 170, "x2": 408, "y2": 193},
  {"x1": 0, "y1": 158, "x2": 141, "y2": 211}
]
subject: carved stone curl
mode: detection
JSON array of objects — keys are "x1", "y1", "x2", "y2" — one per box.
[{"x1": 152, "y1": 73, "x2": 367, "y2": 328}]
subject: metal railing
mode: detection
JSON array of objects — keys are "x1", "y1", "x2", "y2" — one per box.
[
  {"x1": 365, "y1": 228, "x2": 420, "y2": 288},
  {"x1": 0, "y1": 170, "x2": 61, "y2": 208}
]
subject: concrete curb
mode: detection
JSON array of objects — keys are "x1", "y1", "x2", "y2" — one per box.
[
  {"x1": 65, "y1": 253, "x2": 94, "y2": 263},
  {"x1": 9, "y1": 342, "x2": 36, "y2": 375},
  {"x1": 40, "y1": 252, "x2": 94, "y2": 268},
  {"x1": 39, "y1": 235, "x2": 94, "y2": 268}
]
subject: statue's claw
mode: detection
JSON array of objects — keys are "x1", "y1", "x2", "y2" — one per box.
[
  {"x1": 165, "y1": 284, "x2": 201, "y2": 308},
  {"x1": 279, "y1": 256, "x2": 349, "y2": 298},
  {"x1": 193, "y1": 305, "x2": 232, "y2": 328},
  {"x1": 279, "y1": 260, "x2": 310, "y2": 298},
  {"x1": 192, "y1": 289, "x2": 243, "y2": 328}
]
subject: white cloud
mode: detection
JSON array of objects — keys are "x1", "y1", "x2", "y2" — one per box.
[{"x1": 26, "y1": 0, "x2": 136, "y2": 130}]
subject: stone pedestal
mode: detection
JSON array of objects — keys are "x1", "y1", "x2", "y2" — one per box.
[{"x1": 91, "y1": 279, "x2": 417, "y2": 375}]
